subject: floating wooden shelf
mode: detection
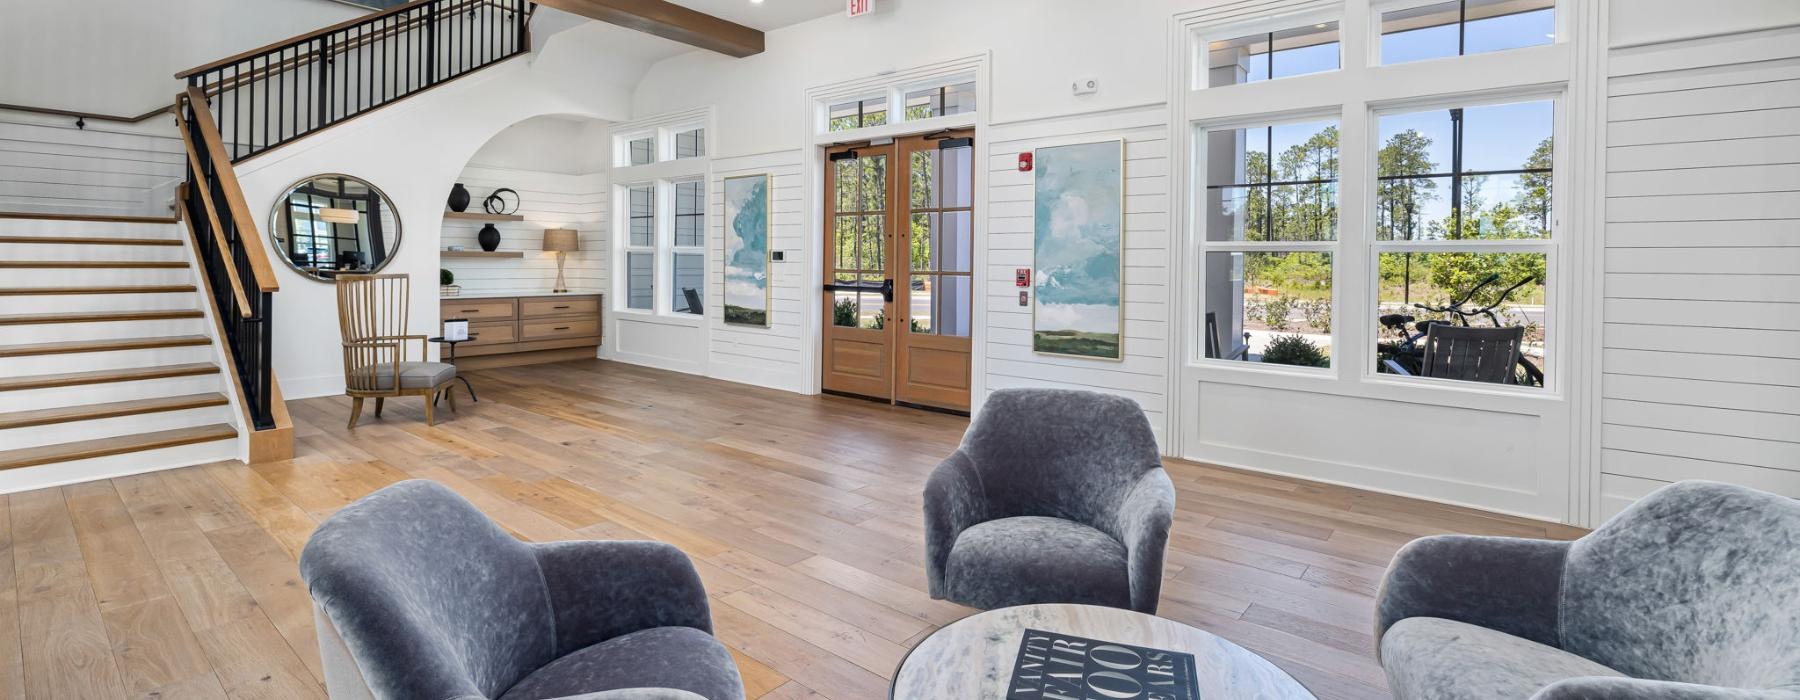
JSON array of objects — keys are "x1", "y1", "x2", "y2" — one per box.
[
  {"x1": 442, "y1": 250, "x2": 524, "y2": 258},
  {"x1": 444, "y1": 211, "x2": 526, "y2": 222}
]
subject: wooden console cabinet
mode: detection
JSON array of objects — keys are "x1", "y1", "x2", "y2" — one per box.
[{"x1": 439, "y1": 293, "x2": 603, "y2": 370}]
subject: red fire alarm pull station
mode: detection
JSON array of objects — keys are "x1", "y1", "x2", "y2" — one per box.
[
  {"x1": 1015, "y1": 268, "x2": 1031, "y2": 287},
  {"x1": 1018, "y1": 152, "x2": 1033, "y2": 172}
]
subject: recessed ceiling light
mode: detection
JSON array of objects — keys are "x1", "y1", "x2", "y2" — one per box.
[{"x1": 750, "y1": 0, "x2": 764, "y2": 4}]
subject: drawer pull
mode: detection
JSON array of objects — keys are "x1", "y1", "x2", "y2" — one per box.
[
  {"x1": 461, "y1": 309, "x2": 480, "y2": 313},
  {"x1": 553, "y1": 305, "x2": 570, "y2": 310},
  {"x1": 553, "y1": 326, "x2": 571, "y2": 331}
]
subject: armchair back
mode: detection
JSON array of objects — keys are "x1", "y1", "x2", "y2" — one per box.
[
  {"x1": 336, "y1": 273, "x2": 414, "y2": 395},
  {"x1": 1561, "y1": 480, "x2": 1800, "y2": 690},
  {"x1": 300, "y1": 480, "x2": 556, "y2": 699},
  {"x1": 962, "y1": 388, "x2": 1163, "y2": 538}
]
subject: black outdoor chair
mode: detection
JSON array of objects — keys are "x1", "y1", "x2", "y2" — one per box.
[
  {"x1": 682, "y1": 287, "x2": 703, "y2": 315},
  {"x1": 1384, "y1": 324, "x2": 1524, "y2": 384},
  {"x1": 1205, "y1": 311, "x2": 1250, "y2": 361}
]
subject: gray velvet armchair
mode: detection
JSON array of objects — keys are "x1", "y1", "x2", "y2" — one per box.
[
  {"x1": 924, "y1": 388, "x2": 1176, "y2": 614},
  {"x1": 1376, "y1": 480, "x2": 1800, "y2": 700},
  {"x1": 300, "y1": 480, "x2": 745, "y2": 700}
]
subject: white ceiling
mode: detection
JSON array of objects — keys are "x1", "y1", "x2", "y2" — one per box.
[{"x1": 666, "y1": 0, "x2": 844, "y2": 32}]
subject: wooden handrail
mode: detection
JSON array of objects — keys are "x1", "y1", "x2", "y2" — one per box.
[
  {"x1": 175, "y1": 0, "x2": 525, "y2": 80},
  {"x1": 0, "y1": 102, "x2": 172, "y2": 124},
  {"x1": 180, "y1": 87, "x2": 280, "y2": 293}
]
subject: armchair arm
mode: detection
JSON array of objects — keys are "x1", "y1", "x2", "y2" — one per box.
[
  {"x1": 1382, "y1": 358, "x2": 1415, "y2": 375},
  {"x1": 1376, "y1": 535, "x2": 1571, "y2": 656},
  {"x1": 1115, "y1": 469, "x2": 1176, "y2": 614},
  {"x1": 532, "y1": 540, "x2": 713, "y2": 657},
  {"x1": 1533, "y1": 677, "x2": 1788, "y2": 700},
  {"x1": 923, "y1": 450, "x2": 989, "y2": 598}
]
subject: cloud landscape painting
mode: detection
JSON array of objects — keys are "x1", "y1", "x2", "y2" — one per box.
[
  {"x1": 1033, "y1": 140, "x2": 1123, "y2": 359},
  {"x1": 724, "y1": 174, "x2": 771, "y2": 327}
]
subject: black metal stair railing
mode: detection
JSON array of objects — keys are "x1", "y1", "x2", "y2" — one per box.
[
  {"x1": 177, "y1": 91, "x2": 280, "y2": 430},
  {"x1": 177, "y1": 0, "x2": 532, "y2": 163}
]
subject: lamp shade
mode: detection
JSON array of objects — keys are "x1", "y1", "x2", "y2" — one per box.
[
  {"x1": 319, "y1": 207, "x2": 359, "y2": 224},
  {"x1": 542, "y1": 228, "x2": 580, "y2": 252}
]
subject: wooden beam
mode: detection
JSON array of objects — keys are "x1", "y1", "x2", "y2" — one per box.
[{"x1": 533, "y1": 0, "x2": 764, "y2": 57}]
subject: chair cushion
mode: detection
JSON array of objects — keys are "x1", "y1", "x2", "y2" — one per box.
[
  {"x1": 498, "y1": 626, "x2": 745, "y2": 700},
  {"x1": 944, "y1": 516, "x2": 1130, "y2": 610},
  {"x1": 372, "y1": 361, "x2": 456, "y2": 390},
  {"x1": 1381, "y1": 617, "x2": 1627, "y2": 700}
]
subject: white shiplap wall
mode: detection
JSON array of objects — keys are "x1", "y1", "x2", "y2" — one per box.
[
  {"x1": 0, "y1": 113, "x2": 184, "y2": 217},
  {"x1": 1599, "y1": 26, "x2": 1800, "y2": 517},
  {"x1": 707, "y1": 150, "x2": 809, "y2": 391},
  {"x1": 983, "y1": 106, "x2": 1172, "y2": 446},
  {"x1": 440, "y1": 165, "x2": 608, "y2": 295}
]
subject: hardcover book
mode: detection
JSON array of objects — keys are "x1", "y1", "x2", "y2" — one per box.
[{"x1": 1006, "y1": 628, "x2": 1198, "y2": 700}]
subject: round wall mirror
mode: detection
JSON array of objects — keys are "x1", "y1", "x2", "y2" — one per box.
[{"x1": 269, "y1": 174, "x2": 402, "y2": 281}]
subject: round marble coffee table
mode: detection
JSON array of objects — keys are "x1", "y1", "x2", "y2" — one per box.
[{"x1": 891, "y1": 603, "x2": 1315, "y2": 699}]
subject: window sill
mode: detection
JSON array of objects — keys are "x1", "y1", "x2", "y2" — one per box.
[
  {"x1": 613, "y1": 309, "x2": 706, "y2": 327},
  {"x1": 1183, "y1": 358, "x2": 1562, "y2": 415}
]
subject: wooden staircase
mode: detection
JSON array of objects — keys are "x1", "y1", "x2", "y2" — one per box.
[{"x1": 0, "y1": 214, "x2": 244, "y2": 483}]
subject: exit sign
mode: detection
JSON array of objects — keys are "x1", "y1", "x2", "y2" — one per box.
[{"x1": 847, "y1": 0, "x2": 874, "y2": 17}]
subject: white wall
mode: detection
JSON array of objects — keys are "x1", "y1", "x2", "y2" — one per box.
[
  {"x1": 0, "y1": 0, "x2": 364, "y2": 116},
  {"x1": 233, "y1": 36, "x2": 644, "y2": 399},
  {"x1": 1596, "y1": 23, "x2": 1800, "y2": 518}
]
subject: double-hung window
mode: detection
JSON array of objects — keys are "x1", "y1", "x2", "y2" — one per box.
[
  {"x1": 612, "y1": 116, "x2": 711, "y2": 318},
  {"x1": 1200, "y1": 118, "x2": 1340, "y2": 368},
  {"x1": 624, "y1": 184, "x2": 656, "y2": 311}
]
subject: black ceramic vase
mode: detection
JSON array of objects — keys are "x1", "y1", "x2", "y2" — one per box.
[
  {"x1": 477, "y1": 223, "x2": 501, "y2": 252},
  {"x1": 448, "y1": 183, "x2": 471, "y2": 213}
]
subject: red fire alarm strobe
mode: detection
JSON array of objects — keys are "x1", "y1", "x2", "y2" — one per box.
[
  {"x1": 1015, "y1": 268, "x2": 1031, "y2": 287},
  {"x1": 1018, "y1": 152, "x2": 1033, "y2": 172}
]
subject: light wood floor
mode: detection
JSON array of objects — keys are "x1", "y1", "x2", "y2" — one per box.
[{"x1": 0, "y1": 359, "x2": 1586, "y2": 700}]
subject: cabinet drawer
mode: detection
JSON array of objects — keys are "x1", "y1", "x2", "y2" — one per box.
[
  {"x1": 521, "y1": 297, "x2": 599, "y2": 318},
  {"x1": 521, "y1": 318, "x2": 599, "y2": 341},
  {"x1": 441, "y1": 299, "x2": 517, "y2": 321},
  {"x1": 464, "y1": 320, "x2": 517, "y2": 348}
]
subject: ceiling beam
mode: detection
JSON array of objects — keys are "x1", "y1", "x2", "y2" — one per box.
[{"x1": 533, "y1": 0, "x2": 765, "y2": 57}]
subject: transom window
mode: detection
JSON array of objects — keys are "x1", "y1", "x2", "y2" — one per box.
[
  {"x1": 674, "y1": 128, "x2": 706, "y2": 159},
  {"x1": 1207, "y1": 22, "x2": 1341, "y2": 87},
  {"x1": 628, "y1": 136, "x2": 655, "y2": 166},
  {"x1": 1380, "y1": 0, "x2": 1555, "y2": 65},
  {"x1": 828, "y1": 97, "x2": 889, "y2": 132},
  {"x1": 904, "y1": 81, "x2": 977, "y2": 120}
]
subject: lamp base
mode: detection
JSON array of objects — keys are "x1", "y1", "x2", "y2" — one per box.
[{"x1": 552, "y1": 251, "x2": 569, "y2": 293}]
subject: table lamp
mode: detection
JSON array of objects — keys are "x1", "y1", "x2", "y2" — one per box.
[{"x1": 542, "y1": 228, "x2": 580, "y2": 293}]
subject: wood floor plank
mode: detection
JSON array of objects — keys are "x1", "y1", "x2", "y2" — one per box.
[{"x1": 0, "y1": 359, "x2": 1594, "y2": 700}]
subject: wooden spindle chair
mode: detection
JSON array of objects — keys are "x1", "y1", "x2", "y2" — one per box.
[{"x1": 336, "y1": 274, "x2": 459, "y2": 427}]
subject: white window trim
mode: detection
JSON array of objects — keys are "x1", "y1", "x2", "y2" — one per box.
[
  {"x1": 1174, "y1": 0, "x2": 1574, "y2": 411},
  {"x1": 611, "y1": 108, "x2": 714, "y2": 323}
]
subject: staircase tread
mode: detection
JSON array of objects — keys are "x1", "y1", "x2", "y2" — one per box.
[
  {"x1": 0, "y1": 309, "x2": 204, "y2": 325},
  {"x1": 0, "y1": 392, "x2": 229, "y2": 430},
  {"x1": 0, "y1": 363, "x2": 220, "y2": 392},
  {"x1": 0, "y1": 335, "x2": 212, "y2": 357},
  {"x1": 0, "y1": 235, "x2": 182, "y2": 246},
  {"x1": 0, "y1": 260, "x2": 189, "y2": 268},
  {"x1": 0, "y1": 423, "x2": 237, "y2": 471},
  {"x1": 0, "y1": 285, "x2": 197, "y2": 295}
]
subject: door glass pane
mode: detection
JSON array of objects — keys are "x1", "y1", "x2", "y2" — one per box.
[
  {"x1": 910, "y1": 150, "x2": 935, "y2": 209},
  {"x1": 832, "y1": 273, "x2": 860, "y2": 327},
  {"x1": 858, "y1": 214, "x2": 884, "y2": 271},
  {"x1": 909, "y1": 275, "x2": 934, "y2": 334},
  {"x1": 909, "y1": 213, "x2": 934, "y2": 271},
  {"x1": 936, "y1": 275, "x2": 971, "y2": 337},
  {"x1": 861, "y1": 156, "x2": 887, "y2": 211},
  {"x1": 939, "y1": 211, "x2": 972, "y2": 272},
  {"x1": 672, "y1": 253, "x2": 703, "y2": 315},
  {"x1": 834, "y1": 215, "x2": 857, "y2": 270},
  {"x1": 835, "y1": 158, "x2": 859, "y2": 212},
  {"x1": 941, "y1": 145, "x2": 973, "y2": 208},
  {"x1": 626, "y1": 252, "x2": 654, "y2": 310},
  {"x1": 860, "y1": 274, "x2": 886, "y2": 329}
]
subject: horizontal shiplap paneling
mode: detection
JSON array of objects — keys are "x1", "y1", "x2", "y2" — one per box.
[
  {"x1": 1601, "y1": 27, "x2": 1800, "y2": 502},
  {"x1": 0, "y1": 115, "x2": 183, "y2": 217}
]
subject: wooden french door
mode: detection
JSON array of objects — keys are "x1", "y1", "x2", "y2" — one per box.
[{"x1": 821, "y1": 130, "x2": 975, "y2": 411}]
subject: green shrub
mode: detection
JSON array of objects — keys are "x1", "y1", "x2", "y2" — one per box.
[
  {"x1": 440, "y1": 268, "x2": 454, "y2": 286},
  {"x1": 1261, "y1": 295, "x2": 1296, "y2": 330},
  {"x1": 1302, "y1": 298, "x2": 1331, "y2": 333},
  {"x1": 833, "y1": 297, "x2": 858, "y2": 327},
  {"x1": 1261, "y1": 334, "x2": 1329, "y2": 367}
]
